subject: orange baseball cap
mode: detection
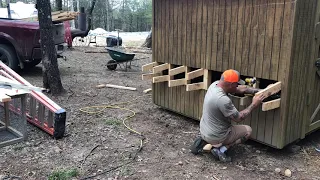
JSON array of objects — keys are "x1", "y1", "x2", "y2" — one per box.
[{"x1": 221, "y1": 69, "x2": 245, "y2": 85}]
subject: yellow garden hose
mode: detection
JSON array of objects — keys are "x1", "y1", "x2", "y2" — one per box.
[
  {"x1": 79, "y1": 100, "x2": 144, "y2": 149},
  {"x1": 78, "y1": 98, "x2": 146, "y2": 179}
]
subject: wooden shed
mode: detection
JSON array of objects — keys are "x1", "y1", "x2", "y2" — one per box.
[{"x1": 142, "y1": 0, "x2": 320, "y2": 149}]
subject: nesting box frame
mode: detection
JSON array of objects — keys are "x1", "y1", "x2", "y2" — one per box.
[{"x1": 143, "y1": 0, "x2": 320, "y2": 149}]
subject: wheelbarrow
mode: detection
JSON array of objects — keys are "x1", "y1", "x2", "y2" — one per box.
[{"x1": 105, "y1": 47, "x2": 136, "y2": 71}]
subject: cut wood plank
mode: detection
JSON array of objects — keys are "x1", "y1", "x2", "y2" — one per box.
[
  {"x1": 105, "y1": 84, "x2": 136, "y2": 91},
  {"x1": 96, "y1": 84, "x2": 106, "y2": 88},
  {"x1": 51, "y1": 11, "x2": 63, "y2": 15},
  {"x1": 186, "y1": 82, "x2": 204, "y2": 91},
  {"x1": 262, "y1": 98, "x2": 281, "y2": 111},
  {"x1": 169, "y1": 66, "x2": 186, "y2": 76},
  {"x1": 153, "y1": 63, "x2": 170, "y2": 73},
  {"x1": 153, "y1": 75, "x2": 169, "y2": 83},
  {"x1": 309, "y1": 103, "x2": 320, "y2": 124},
  {"x1": 169, "y1": 79, "x2": 186, "y2": 87},
  {"x1": 142, "y1": 62, "x2": 158, "y2": 72},
  {"x1": 186, "y1": 68, "x2": 204, "y2": 80},
  {"x1": 142, "y1": 73, "x2": 155, "y2": 80},
  {"x1": 143, "y1": 88, "x2": 152, "y2": 94},
  {"x1": 203, "y1": 69, "x2": 211, "y2": 90},
  {"x1": 0, "y1": 93, "x2": 11, "y2": 102},
  {"x1": 255, "y1": 82, "x2": 281, "y2": 98}
]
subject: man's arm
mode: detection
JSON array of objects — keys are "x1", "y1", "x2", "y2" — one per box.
[
  {"x1": 228, "y1": 93, "x2": 266, "y2": 123},
  {"x1": 229, "y1": 103, "x2": 257, "y2": 123},
  {"x1": 236, "y1": 85, "x2": 260, "y2": 95}
]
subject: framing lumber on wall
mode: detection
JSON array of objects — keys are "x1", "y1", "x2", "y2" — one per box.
[
  {"x1": 168, "y1": 66, "x2": 187, "y2": 87},
  {"x1": 142, "y1": 63, "x2": 212, "y2": 91},
  {"x1": 262, "y1": 98, "x2": 281, "y2": 111},
  {"x1": 255, "y1": 82, "x2": 281, "y2": 98}
]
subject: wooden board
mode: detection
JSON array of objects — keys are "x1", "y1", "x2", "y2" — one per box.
[
  {"x1": 186, "y1": 69, "x2": 204, "y2": 80},
  {"x1": 222, "y1": 0, "x2": 231, "y2": 72},
  {"x1": 210, "y1": 0, "x2": 219, "y2": 70},
  {"x1": 216, "y1": 0, "x2": 224, "y2": 72},
  {"x1": 228, "y1": 0, "x2": 238, "y2": 70},
  {"x1": 262, "y1": 99, "x2": 281, "y2": 111},
  {"x1": 234, "y1": 0, "x2": 245, "y2": 72},
  {"x1": 142, "y1": 62, "x2": 158, "y2": 72},
  {"x1": 240, "y1": 0, "x2": 252, "y2": 76},
  {"x1": 261, "y1": 0, "x2": 276, "y2": 80},
  {"x1": 205, "y1": 0, "x2": 214, "y2": 69},
  {"x1": 255, "y1": 82, "x2": 281, "y2": 97},
  {"x1": 248, "y1": 0, "x2": 258, "y2": 76}
]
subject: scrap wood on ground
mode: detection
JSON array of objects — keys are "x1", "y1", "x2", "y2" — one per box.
[{"x1": 96, "y1": 84, "x2": 137, "y2": 91}]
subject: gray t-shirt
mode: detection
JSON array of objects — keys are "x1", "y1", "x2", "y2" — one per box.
[{"x1": 200, "y1": 81, "x2": 239, "y2": 141}]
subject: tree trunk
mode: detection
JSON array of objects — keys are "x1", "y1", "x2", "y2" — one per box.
[
  {"x1": 37, "y1": 0, "x2": 64, "y2": 95},
  {"x1": 0, "y1": 0, "x2": 2, "y2": 8},
  {"x1": 55, "y1": 0, "x2": 62, "y2": 11},
  {"x1": 86, "y1": 0, "x2": 97, "y2": 32},
  {"x1": 106, "y1": 0, "x2": 109, "y2": 31},
  {"x1": 70, "y1": 0, "x2": 75, "y2": 28},
  {"x1": 142, "y1": 30, "x2": 152, "y2": 48},
  {"x1": 76, "y1": 0, "x2": 79, "y2": 11}
]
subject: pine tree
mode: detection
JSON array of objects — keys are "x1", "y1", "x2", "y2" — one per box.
[{"x1": 37, "y1": 0, "x2": 64, "y2": 94}]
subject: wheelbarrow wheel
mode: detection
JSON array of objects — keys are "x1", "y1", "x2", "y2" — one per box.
[{"x1": 107, "y1": 60, "x2": 117, "y2": 70}]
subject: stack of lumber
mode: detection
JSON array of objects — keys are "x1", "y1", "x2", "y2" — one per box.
[
  {"x1": 22, "y1": 11, "x2": 79, "y2": 22},
  {"x1": 51, "y1": 11, "x2": 79, "y2": 22}
]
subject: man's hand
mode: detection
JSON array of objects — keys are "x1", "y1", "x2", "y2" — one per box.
[
  {"x1": 229, "y1": 93, "x2": 266, "y2": 123},
  {"x1": 252, "y1": 93, "x2": 266, "y2": 107}
]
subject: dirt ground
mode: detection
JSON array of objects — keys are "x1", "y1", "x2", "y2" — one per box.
[{"x1": 1, "y1": 46, "x2": 320, "y2": 180}]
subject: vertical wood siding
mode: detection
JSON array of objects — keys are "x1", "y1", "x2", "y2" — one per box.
[{"x1": 152, "y1": 0, "x2": 320, "y2": 148}]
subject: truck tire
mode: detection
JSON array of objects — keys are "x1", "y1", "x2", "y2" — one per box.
[{"x1": 0, "y1": 44, "x2": 19, "y2": 71}]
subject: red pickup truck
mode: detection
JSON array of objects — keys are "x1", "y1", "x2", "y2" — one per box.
[{"x1": 0, "y1": 18, "x2": 66, "y2": 71}]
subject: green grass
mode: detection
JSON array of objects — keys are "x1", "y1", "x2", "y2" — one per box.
[
  {"x1": 105, "y1": 118, "x2": 122, "y2": 126},
  {"x1": 13, "y1": 145, "x2": 24, "y2": 151},
  {"x1": 48, "y1": 168, "x2": 79, "y2": 180}
]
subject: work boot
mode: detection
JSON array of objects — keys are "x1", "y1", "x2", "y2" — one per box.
[
  {"x1": 190, "y1": 136, "x2": 207, "y2": 155},
  {"x1": 211, "y1": 148, "x2": 232, "y2": 162}
]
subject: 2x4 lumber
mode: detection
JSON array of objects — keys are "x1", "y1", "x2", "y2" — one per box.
[
  {"x1": 142, "y1": 62, "x2": 158, "y2": 72},
  {"x1": 0, "y1": 93, "x2": 11, "y2": 102},
  {"x1": 169, "y1": 79, "x2": 186, "y2": 87},
  {"x1": 186, "y1": 68, "x2": 204, "y2": 80},
  {"x1": 169, "y1": 66, "x2": 186, "y2": 76},
  {"x1": 143, "y1": 88, "x2": 152, "y2": 94},
  {"x1": 104, "y1": 84, "x2": 136, "y2": 91},
  {"x1": 153, "y1": 63, "x2": 169, "y2": 74},
  {"x1": 309, "y1": 103, "x2": 320, "y2": 124},
  {"x1": 203, "y1": 69, "x2": 211, "y2": 90},
  {"x1": 153, "y1": 75, "x2": 169, "y2": 83},
  {"x1": 142, "y1": 73, "x2": 155, "y2": 80},
  {"x1": 186, "y1": 82, "x2": 204, "y2": 91},
  {"x1": 255, "y1": 82, "x2": 281, "y2": 98},
  {"x1": 262, "y1": 98, "x2": 281, "y2": 111}
]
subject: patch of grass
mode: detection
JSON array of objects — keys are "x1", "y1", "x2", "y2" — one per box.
[
  {"x1": 13, "y1": 145, "x2": 24, "y2": 151},
  {"x1": 105, "y1": 118, "x2": 122, "y2": 126},
  {"x1": 48, "y1": 168, "x2": 79, "y2": 180}
]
